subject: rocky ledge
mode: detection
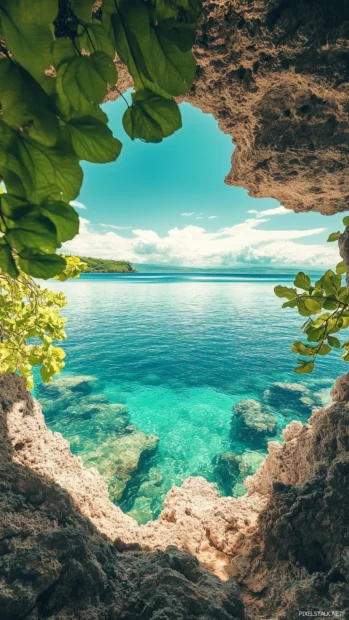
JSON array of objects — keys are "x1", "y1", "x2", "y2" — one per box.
[{"x1": 1, "y1": 372, "x2": 349, "y2": 617}]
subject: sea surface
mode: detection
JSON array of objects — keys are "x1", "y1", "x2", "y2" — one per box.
[{"x1": 34, "y1": 273, "x2": 343, "y2": 523}]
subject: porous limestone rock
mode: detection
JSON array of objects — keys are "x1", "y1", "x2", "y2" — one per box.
[
  {"x1": 0, "y1": 374, "x2": 245, "y2": 620},
  {"x1": 109, "y1": 0, "x2": 349, "y2": 215},
  {"x1": 232, "y1": 399, "x2": 277, "y2": 442}
]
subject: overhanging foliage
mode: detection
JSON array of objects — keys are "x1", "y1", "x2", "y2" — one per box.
[{"x1": 0, "y1": 0, "x2": 201, "y2": 279}]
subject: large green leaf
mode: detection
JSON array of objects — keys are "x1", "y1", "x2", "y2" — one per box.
[
  {"x1": 55, "y1": 62, "x2": 108, "y2": 123},
  {"x1": 78, "y1": 23, "x2": 115, "y2": 57},
  {"x1": 16, "y1": 134, "x2": 83, "y2": 203},
  {"x1": 42, "y1": 202, "x2": 80, "y2": 243},
  {"x1": 0, "y1": 58, "x2": 59, "y2": 146},
  {"x1": 68, "y1": 117, "x2": 122, "y2": 162},
  {"x1": 123, "y1": 89, "x2": 182, "y2": 142},
  {"x1": 18, "y1": 250, "x2": 66, "y2": 279},
  {"x1": 62, "y1": 53, "x2": 117, "y2": 108},
  {"x1": 0, "y1": 0, "x2": 58, "y2": 78},
  {"x1": 112, "y1": 0, "x2": 196, "y2": 97},
  {"x1": 5, "y1": 212, "x2": 59, "y2": 253}
]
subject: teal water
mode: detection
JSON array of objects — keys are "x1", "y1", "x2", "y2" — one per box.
[{"x1": 35, "y1": 274, "x2": 341, "y2": 522}]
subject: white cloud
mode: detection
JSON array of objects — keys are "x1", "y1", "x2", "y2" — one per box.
[
  {"x1": 196, "y1": 216, "x2": 204, "y2": 220},
  {"x1": 208, "y1": 215, "x2": 217, "y2": 219},
  {"x1": 247, "y1": 209, "x2": 258, "y2": 214},
  {"x1": 256, "y1": 206, "x2": 290, "y2": 218},
  {"x1": 100, "y1": 223, "x2": 131, "y2": 230},
  {"x1": 70, "y1": 200, "x2": 87, "y2": 210},
  {"x1": 181, "y1": 212, "x2": 195, "y2": 216},
  {"x1": 63, "y1": 216, "x2": 339, "y2": 269}
]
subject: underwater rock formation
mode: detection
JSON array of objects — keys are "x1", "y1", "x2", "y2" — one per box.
[
  {"x1": 110, "y1": 0, "x2": 349, "y2": 215},
  {"x1": 38, "y1": 377, "x2": 159, "y2": 503},
  {"x1": 232, "y1": 399, "x2": 277, "y2": 442}
]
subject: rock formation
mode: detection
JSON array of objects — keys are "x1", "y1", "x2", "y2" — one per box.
[
  {"x1": 3, "y1": 371, "x2": 349, "y2": 617},
  {"x1": 0, "y1": 374, "x2": 245, "y2": 620},
  {"x1": 232, "y1": 399, "x2": 277, "y2": 442},
  {"x1": 110, "y1": 0, "x2": 349, "y2": 215}
]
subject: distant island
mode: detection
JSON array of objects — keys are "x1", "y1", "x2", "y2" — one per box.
[{"x1": 80, "y1": 257, "x2": 137, "y2": 273}]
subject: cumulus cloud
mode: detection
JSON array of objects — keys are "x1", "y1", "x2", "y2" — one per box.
[
  {"x1": 63, "y1": 216, "x2": 339, "y2": 269},
  {"x1": 70, "y1": 200, "x2": 87, "y2": 210}
]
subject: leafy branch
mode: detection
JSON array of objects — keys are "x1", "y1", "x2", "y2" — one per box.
[
  {"x1": 0, "y1": 0, "x2": 202, "y2": 280},
  {"x1": 275, "y1": 215, "x2": 349, "y2": 373},
  {"x1": 0, "y1": 255, "x2": 86, "y2": 389}
]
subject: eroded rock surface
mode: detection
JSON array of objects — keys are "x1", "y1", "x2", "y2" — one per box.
[
  {"x1": 232, "y1": 399, "x2": 277, "y2": 442},
  {"x1": 0, "y1": 374, "x2": 245, "y2": 620},
  {"x1": 109, "y1": 0, "x2": 349, "y2": 215},
  {"x1": 3, "y1": 370, "x2": 349, "y2": 616}
]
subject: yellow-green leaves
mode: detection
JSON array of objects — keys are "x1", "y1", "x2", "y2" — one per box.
[
  {"x1": 294, "y1": 271, "x2": 311, "y2": 291},
  {"x1": 328, "y1": 231, "x2": 341, "y2": 242},
  {"x1": 0, "y1": 257, "x2": 85, "y2": 388},
  {"x1": 123, "y1": 90, "x2": 182, "y2": 142}
]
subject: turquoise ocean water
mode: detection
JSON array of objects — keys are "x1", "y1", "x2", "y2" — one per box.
[{"x1": 34, "y1": 273, "x2": 343, "y2": 522}]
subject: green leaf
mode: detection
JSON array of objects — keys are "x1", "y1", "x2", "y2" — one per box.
[
  {"x1": 70, "y1": 0, "x2": 94, "y2": 21},
  {"x1": 342, "y1": 350, "x2": 349, "y2": 363},
  {"x1": 295, "y1": 360, "x2": 314, "y2": 374},
  {"x1": 63, "y1": 53, "x2": 117, "y2": 108},
  {"x1": 16, "y1": 134, "x2": 82, "y2": 203},
  {"x1": 78, "y1": 23, "x2": 115, "y2": 57},
  {"x1": 323, "y1": 299, "x2": 338, "y2": 310},
  {"x1": 343, "y1": 216, "x2": 349, "y2": 227},
  {"x1": 42, "y1": 202, "x2": 80, "y2": 243},
  {"x1": 0, "y1": 240, "x2": 19, "y2": 277},
  {"x1": 68, "y1": 116, "x2": 122, "y2": 162},
  {"x1": 274, "y1": 285, "x2": 298, "y2": 300},
  {"x1": 317, "y1": 343, "x2": 331, "y2": 355},
  {"x1": 291, "y1": 341, "x2": 316, "y2": 356},
  {"x1": 297, "y1": 300, "x2": 313, "y2": 317},
  {"x1": 0, "y1": 0, "x2": 58, "y2": 79},
  {"x1": 112, "y1": 0, "x2": 196, "y2": 97},
  {"x1": 18, "y1": 251, "x2": 66, "y2": 279},
  {"x1": 282, "y1": 299, "x2": 298, "y2": 308},
  {"x1": 123, "y1": 90, "x2": 182, "y2": 142},
  {"x1": 327, "y1": 231, "x2": 340, "y2": 242},
  {"x1": 328, "y1": 335, "x2": 341, "y2": 348},
  {"x1": 5, "y1": 212, "x2": 58, "y2": 253},
  {"x1": 336, "y1": 260, "x2": 346, "y2": 275},
  {"x1": 294, "y1": 272, "x2": 311, "y2": 291},
  {"x1": 304, "y1": 297, "x2": 322, "y2": 313}
]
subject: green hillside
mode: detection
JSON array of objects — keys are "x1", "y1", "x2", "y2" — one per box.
[{"x1": 80, "y1": 257, "x2": 137, "y2": 273}]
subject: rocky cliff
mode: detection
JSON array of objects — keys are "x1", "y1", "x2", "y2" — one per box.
[{"x1": 2, "y1": 372, "x2": 349, "y2": 618}]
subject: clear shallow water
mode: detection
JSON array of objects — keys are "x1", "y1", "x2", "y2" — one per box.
[{"x1": 34, "y1": 274, "x2": 342, "y2": 522}]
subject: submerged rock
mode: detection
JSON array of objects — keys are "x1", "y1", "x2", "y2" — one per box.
[
  {"x1": 38, "y1": 375, "x2": 96, "y2": 399},
  {"x1": 232, "y1": 399, "x2": 277, "y2": 442},
  {"x1": 263, "y1": 381, "x2": 322, "y2": 415},
  {"x1": 82, "y1": 429, "x2": 159, "y2": 501},
  {"x1": 213, "y1": 452, "x2": 241, "y2": 488}
]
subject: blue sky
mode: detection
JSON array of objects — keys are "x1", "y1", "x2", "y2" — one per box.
[{"x1": 65, "y1": 91, "x2": 345, "y2": 269}]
